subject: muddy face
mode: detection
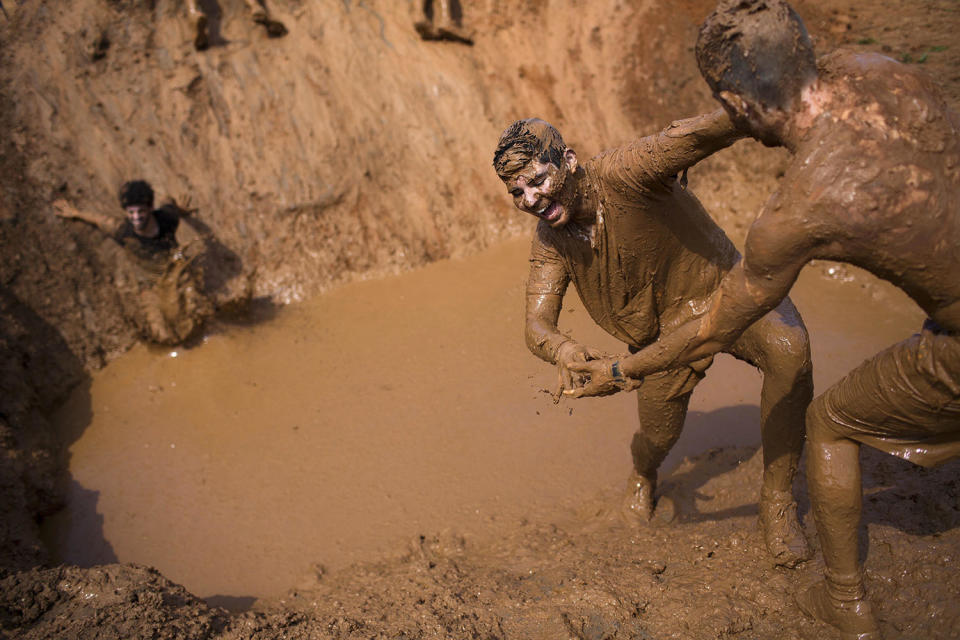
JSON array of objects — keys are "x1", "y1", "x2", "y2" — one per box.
[
  {"x1": 125, "y1": 205, "x2": 153, "y2": 234},
  {"x1": 505, "y1": 150, "x2": 578, "y2": 228}
]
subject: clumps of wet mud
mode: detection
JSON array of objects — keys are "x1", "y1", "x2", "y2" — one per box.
[
  {"x1": 0, "y1": 564, "x2": 227, "y2": 639},
  {"x1": 5, "y1": 447, "x2": 959, "y2": 639}
]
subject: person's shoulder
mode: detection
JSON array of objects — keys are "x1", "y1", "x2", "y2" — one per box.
[
  {"x1": 154, "y1": 205, "x2": 181, "y2": 231},
  {"x1": 819, "y1": 48, "x2": 946, "y2": 104},
  {"x1": 818, "y1": 48, "x2": 894, "y2": 75}
]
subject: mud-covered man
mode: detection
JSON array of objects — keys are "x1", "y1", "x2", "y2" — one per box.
[
  {"x1": 54, "y1": 180, "x2": 212, "y2": 345},
  {"x1": 571, "y1": 1, "x2": 960, "y2": 636},
  {"x1": 492, "y1": 113, "x2": 814, "y2": 567}
]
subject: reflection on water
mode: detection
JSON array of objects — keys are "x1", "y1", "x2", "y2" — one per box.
[{"x1": 40, "y1": 239, "x2": 924, "y2": 605}]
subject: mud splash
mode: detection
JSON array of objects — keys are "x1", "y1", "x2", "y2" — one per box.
[{"x1": 42, "y1": 238, "x2": 924, "y2": 608}]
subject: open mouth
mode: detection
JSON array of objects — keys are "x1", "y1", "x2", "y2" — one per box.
[{"x1": 536, "y1": 201, "x2": 562, "y2": 222}]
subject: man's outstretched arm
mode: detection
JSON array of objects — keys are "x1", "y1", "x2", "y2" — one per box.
[
  {"x1": 52, "y1": 199, "x2": 121, "y2": 235},
  {"x1": 647, "y1": 108, "x2": 746, "y2": 178},
  {"x1": 566, "y1": 216, "x2": 817, "y2": 396}
]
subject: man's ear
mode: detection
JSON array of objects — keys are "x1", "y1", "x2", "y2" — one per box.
[{"x1": 563, "y1": 147, "x2": 578, "y2": 172}]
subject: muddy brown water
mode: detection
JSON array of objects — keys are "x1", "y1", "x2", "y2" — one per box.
[{"x1": 41, "y1": 237, "x2": 924, "y2": 609}]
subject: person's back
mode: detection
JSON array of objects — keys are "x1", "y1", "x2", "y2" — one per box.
[{"x1": 770, "y1": 50, "x2": 960, "y2": 329}]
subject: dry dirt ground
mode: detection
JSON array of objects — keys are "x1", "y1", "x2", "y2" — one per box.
[{"x1": 1, "y1": 0, "x2": 959, "y2": 638}]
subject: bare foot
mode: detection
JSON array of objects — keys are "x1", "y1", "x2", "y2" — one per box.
[
  {"x1": 758, "y1": 489, "x2": 811, "y2": 567},
  {"x1": 796, "y1": 581, "x2": 882, "y2": 639}
]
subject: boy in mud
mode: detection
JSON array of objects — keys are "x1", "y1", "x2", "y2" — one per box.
[
  {"x1": 53, "y1": 180, "x2": 212, "y2": 345},
  {"x1": 567, "y1": 1, "x2": 960, "y2": 636},
  {"x1": 187, "y1": 0, "x2": 286, "y2": 50},
  {"x1": 492, "y1": 112, "x2": 814, "y2": 568}
]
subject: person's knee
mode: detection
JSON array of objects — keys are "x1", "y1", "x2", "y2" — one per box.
[{"x1": 759, "y1": 322, "x2": 813, "y2": 389}]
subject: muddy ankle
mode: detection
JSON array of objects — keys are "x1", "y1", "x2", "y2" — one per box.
[
  {"x1": 796, "y1": 580, "x2": 880, "y2": 638},
  {"x1": 621, "y1": 472, "x2": 656, "y2": 525},
  {"x1": 759, "y1": 489, "x2": 811, "y2": 568}
]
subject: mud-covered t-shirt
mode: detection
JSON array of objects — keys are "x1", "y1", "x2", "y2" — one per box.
[
  {"x1": 527, "y1": 135, "x2": 740, "y2": 349},
  {"x1": 114, "y1": 207, "x2": 180, "y2": 282}
]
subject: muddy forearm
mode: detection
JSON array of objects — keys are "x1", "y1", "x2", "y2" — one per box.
[
  {"x1": 619, "y1": 317, "x2": 725, "y2": 379},
  {"x1": 653, "y1": 108, "x2": 745, "y2": 176},
  {"x1": 619, "y1": 264, "x2": 776, "y2": 378},
  {"x1": 525, "y1": 293, "x2": 572, "y2": 364},
  {"x1": 65, "y1": 208, "x2": 120, "y2": 235}
]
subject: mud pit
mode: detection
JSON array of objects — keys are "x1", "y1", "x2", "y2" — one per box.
[{"x1": 40, "y1": 237, "x2": 944, "y2": 613}]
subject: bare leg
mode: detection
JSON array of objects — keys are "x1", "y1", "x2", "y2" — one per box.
[
  {"x1": 415, "y1": 0, "x2": 473, "y2": 44},
  {"x1": 185, "y1": 0, "x2": 208, "y2": 50},
  {"x1": 623, "y1": 370, "x2": 692, "y2": 525},
  {"x1": 797, "y1": 396, "x2": 880, "y2": 638},
  {"x1": 729, "y1": 297, "x2": 813, "y2": 567},
  {"x1": 436, "y1": 0, "x2": 474, "y2": 43},
  {"x1": 435, "y1": 0, "x2": 454, "y2": 27}
]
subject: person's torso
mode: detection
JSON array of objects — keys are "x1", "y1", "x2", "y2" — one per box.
[
  {"x1": 538, "y1": 155, "x2": 739, "y2": 346},
  {"x1": 115, "y1": 209, "x2": 180, "y2": 283}
]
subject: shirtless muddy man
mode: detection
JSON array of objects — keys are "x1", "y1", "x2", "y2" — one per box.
[
  {"x1": 567, "y1": 1, "x2": 960, "y2": 637},
  {"x1": 493, "y1": 112, "x2": 814, "y2": 567}
]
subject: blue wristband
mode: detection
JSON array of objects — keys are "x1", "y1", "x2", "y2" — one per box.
[{"x1": 611, "y1": 361, "x2": 624, "y2": 380}]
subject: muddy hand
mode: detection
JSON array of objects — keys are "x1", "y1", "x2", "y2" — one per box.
[
  {"x1": 564, "y1": 357, "x2": 642, "y2": 398},
  {"x1": 171, "y1": 193, "x2": 198, "y2": 216},
  {"x1": 52, "y1": 199, "x2": 77, "y2": 219},
  {"x1": 553, "y1": 341, "x2": 606, "y2": 402}
]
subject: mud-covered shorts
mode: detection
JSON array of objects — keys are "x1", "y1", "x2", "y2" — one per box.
[{"x1": 812, "y1": 322, "x2": 960, "y2": 467}]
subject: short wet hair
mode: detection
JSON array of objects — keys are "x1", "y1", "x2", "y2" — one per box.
[
  {"x1": 118, "y1": 180, "x2": 154, "y2": 209},
  {"x1": 696, "y1": 0, "x2": 817, "y2": 111},
  {"x1": 493, "y1": 118, "x2": 566, "y2": 182}
]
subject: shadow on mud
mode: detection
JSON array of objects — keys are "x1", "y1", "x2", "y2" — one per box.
[
  {"x1": 656, "y1": 404, "x2": 960, "y2": 543},
  {"x1": 0, "y1": 288, "x2": 101, "y2": 570},
  {"x1": 861, "y1": 450, "x2": 960, "y2": 537},
  {"x1": 204, "y1": 594, "x2": 257, "y2": 613}
]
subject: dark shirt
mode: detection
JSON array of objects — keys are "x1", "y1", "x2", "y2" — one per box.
[{"x1": 114, "y1": 207, "x2": 179, "y2": 281}]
